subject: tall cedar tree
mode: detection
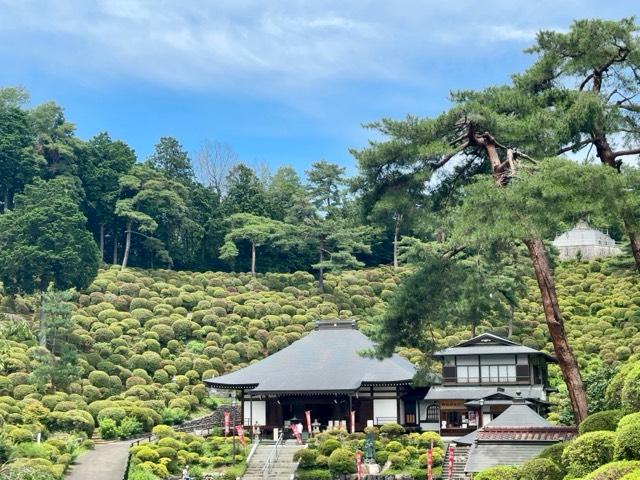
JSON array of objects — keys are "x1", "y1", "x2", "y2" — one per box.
[
  {"x1": 0, "y1": 177, "x2": 100, "y2": 345},
  {"x1": 78, "y1": 132, "x2": 137, "y2": 261},
  {"x1": 146, "y1": 136, "x2": 194, "y2": 184},
  {"x1": 306, "y1": 160, "x2": 347, "y2": 213}
]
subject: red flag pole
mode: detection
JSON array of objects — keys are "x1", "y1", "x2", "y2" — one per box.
[
  {"x1": 224, "y1": 411, "x2": 230, "y2": 436},
  {"x1": 305, "y1": 410, "x2": 312, "y2": 436},
  {"x1": 447, "y1": 444, "x2": 455, "y2": 480},
  {"x1": 427, "y1": 441, "x2": 433, "y2": 480},
  {"x1": 235, "y1": 425, "x2": 246, "y2": 447},
  {"x1": 291, "y1": 423, "x2": 303, "y2": 445}
]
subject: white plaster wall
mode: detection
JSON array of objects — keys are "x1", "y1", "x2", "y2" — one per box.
[
  {"x1": 243, "y1": 400, "x2": 266, "y2": 426},
  {"x1": 374, "y1": 399, "x2": 398, "y2": 424}
]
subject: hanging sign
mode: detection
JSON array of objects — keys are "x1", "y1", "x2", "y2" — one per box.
[
  {"x1": 224, "y1": 411, "x2": 231, "y2": 436},
  {"x1": 351, "y1": 410, "x2": 356, "y2": 434},
  {"x1": 235, "y1": 425, "x2": 246, "y2": 446},
  {"x1": 356, "y1": 450, "x2": 363, "y2": 480},
  {"x1": 305, "y1": 410, "x2": 312, "y2": 435},
  {"x1": 447, "y1": 444, "x2": 455, "y2": 479}
]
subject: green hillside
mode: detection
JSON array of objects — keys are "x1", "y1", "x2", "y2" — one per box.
[{"x1": 0, "y1": 258, "x2": 638, "y2": 478}]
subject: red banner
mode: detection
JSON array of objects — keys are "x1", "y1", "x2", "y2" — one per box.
[
  {"x1": 290, "y1": 423, "x2": 302, "y2": 445},
  {"x1": 305, "y1": 410, "x2": 312, "y2": 435},
  {"x1": 235, "y1": 425, "x2": 246, "y2": 446},
  {"x1": 447, "y1": 444, "x2": 455, "y2": 479},
  {"x1": 356, "y1": 450, "x2": 363, "y2": 480},
  {"x1": 350, "y1": 410, "x2": 356, "y2": 434},
  {"x1": 427, "y1": 442, "x2": 433, "y2": 480},
  {"x1": 224, "y1": 411, "x2": 230, "y2": 436}
]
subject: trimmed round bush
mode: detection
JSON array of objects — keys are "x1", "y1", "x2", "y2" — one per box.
[
  {"x1": 562, "y1": 431, "x2": 616, "y2": 478},
  {"x1": 615, "y1": 422, "x2": 640, "y2": 460},
  {"x1": 474, "y1": 465, "x2": 519, "y2": 480},
  {"x1": 581, "y1": 460, "x2": 640, "y2": 480},
  {"x1": 580, "y1": 410, "x2": 625, "y2": 434},
  {"x1": 622, "y1": 365, "x2": 640, "y2": 414},
  {"x1": 619, "y1": 414, "x2": 640, "y2": 430},
  {"x1": 380, "y1": 422, "x2": 405, "y2": 438},
  {"x1": 327, "y1": 448, "x2": 356, "y2": 475},
  {"x1": 294, "y1": 448, "x2": 318, "y2": 468},
  {"x1": 319, "y1": 438, "x2": 341, "y2": 456},
  {"x1": 517, "y1": 458, "x2": 563, "y2": 480}
]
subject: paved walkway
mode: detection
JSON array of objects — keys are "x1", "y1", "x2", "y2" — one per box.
[{"x1": 66, "y1": 440, "x2": 131, "y2": 480}]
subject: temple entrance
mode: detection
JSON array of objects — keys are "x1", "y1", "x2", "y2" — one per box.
[{"x1": 281, "y1": 395, "x2": 350, "y2": 431}]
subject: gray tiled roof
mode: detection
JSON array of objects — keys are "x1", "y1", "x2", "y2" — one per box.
[
  {"x1": 433, "y1": 333, "x2": 556, "y2": 361},
  {"x1": 464, "y1": 443, "x2": 550, "y2": 472},
  {"x1": 204, "y1": 324, "x2": 416, "y2": 393},
  {"x1": 425, "y1": 385, "x2": 546, "y2": 401},
  {"x1": 486, "y1": 403, "x2": 552, "y2": 427},
  {"x1": 463, "y1": 402, "x2": 575, "y2": 472},
  {"x1": 454, "y1": 402, "x2": 550, "y2": 445}
]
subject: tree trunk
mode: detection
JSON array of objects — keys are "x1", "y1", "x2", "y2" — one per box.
[
  {"x1": 318, "y1": 240, "x2": 325, "y2": 292},
  {"x1": 2, "y1": 188, "x2": 8, "y2": 213},
  {"x1": 623, "y1": 219, "x2": 640, "y2": 274},
  {"x1": 38, "y1": 293, "x2": 47, "y2": 348},
  {"x1": 508, "y1": 303, "x2": 514, "y2": 338},
  {"x1": 251, "y1": 242, "x2": 256, "y2": 276},
  {"x1": 112, "y1": 230, "x2": 119, "y2": 265},
  {"x1": 393, "y1": 214, "x2": 402, "y2": 269},
  {"x1": 524, "y1": 237, "x2": 589, "y2": 423},
  {"x1": 99, "y1": 223, "x2": 105, "y2": 262},
  {"x1": 121, "y1": 221, "x2": 132, "y2": 271}
]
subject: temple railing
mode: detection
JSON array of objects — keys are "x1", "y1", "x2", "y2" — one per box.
[{"x1": 261, "y1": 431, "x2": 284, "y2": 480}]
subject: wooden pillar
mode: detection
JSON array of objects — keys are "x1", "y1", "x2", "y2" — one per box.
[
  {"x1": 249, "y1": 394, "x2": 253, "y2": 432},
  {"x1": 396, "y1": 386, "x2": 401, "y2": 425},
  {"x1": 239, "y1": 390, "x2": 244, "y2": 426},
  {"x1": 349, "y1": 395, "x2": 353, "y2": 432}
]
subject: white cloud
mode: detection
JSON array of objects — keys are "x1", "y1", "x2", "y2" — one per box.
[{"x1": 0, "y1": 0, "x2": 630, "y2": 99}]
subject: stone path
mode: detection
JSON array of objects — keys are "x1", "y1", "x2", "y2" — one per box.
[{"x1": 66, "y1": 440, "x2": 131, "y2": 480}]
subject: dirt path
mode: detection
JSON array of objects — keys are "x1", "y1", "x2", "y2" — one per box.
[{"x1": 65, "y1": 440, "x2": 131, "y2": 480}]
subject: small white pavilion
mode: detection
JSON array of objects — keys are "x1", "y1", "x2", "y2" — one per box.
[{"x1": 552, "y1": 220, "x2": 622, "y2": 260}]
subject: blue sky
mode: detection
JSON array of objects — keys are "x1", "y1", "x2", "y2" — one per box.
[{"x1": 1, "y1": 1, "x2": 637, "y2": 177}]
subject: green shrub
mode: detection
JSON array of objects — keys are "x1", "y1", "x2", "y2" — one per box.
[
  {"x1": 328, "y1": 448, "x2": 356, "y2": 475},
  {"x1": 117, "y1": 416, "x2": 143, "y2": 439},
  {"x1": 537, "y1": 442, "x2": 567, "y2": 474},
  {"x1": 379, "y1": 423, "x2": 405, "y2": 438},
  {"x1": 474, "y1": 465, "x2": 519, "y2": 480},
  {"x1": 295, "y1": 468, "x2": 332, "y2": 480},
  {"x1": 622, "y1": 365, "x2": 640, "y2": 414},
  {"x1": 99, "y1": 418, "x2": 118, "y2": 440},
  {"x1": 294, "y1": 448, "x2": 318, "y2": 469},
  {"x1": 581, "y1": 410, "x2": 625, "y2": 434},
  {"x1": 616, "y1": 422, "x2": 640, "y2": 460},
  {"x1": 581, "y1": 460, "x2": 640, "y2": 480},
  {"x1": 385, "y1": 440, "x2": 403, "y2": 452},
  {"x1": 562, "y1": 431, "x2": 616, "y2": 478},
  {"x1": 319, "y1": 438, "x2": 341, "y2": 456},
  {"x1": 135, "y1": 446, "x2": 160, "y2": 462},
  {"x1": 517, "y1": 458, "x2": 563, "y2": 480},
  {"x1": 619, "y1": 414, "x2": 640, "y2": 430}
]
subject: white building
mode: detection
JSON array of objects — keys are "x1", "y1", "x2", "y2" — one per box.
[{"x1": 552, "y1": 220, "x2": 622, "y2": 260}]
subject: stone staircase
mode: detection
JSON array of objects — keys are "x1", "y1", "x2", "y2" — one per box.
[
  {"x1": 449, "y1": 444, "x2": 470, "y2": 480},
  {"x1": 242, "y1": 440, "x2": 301, "y2": 480}
]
